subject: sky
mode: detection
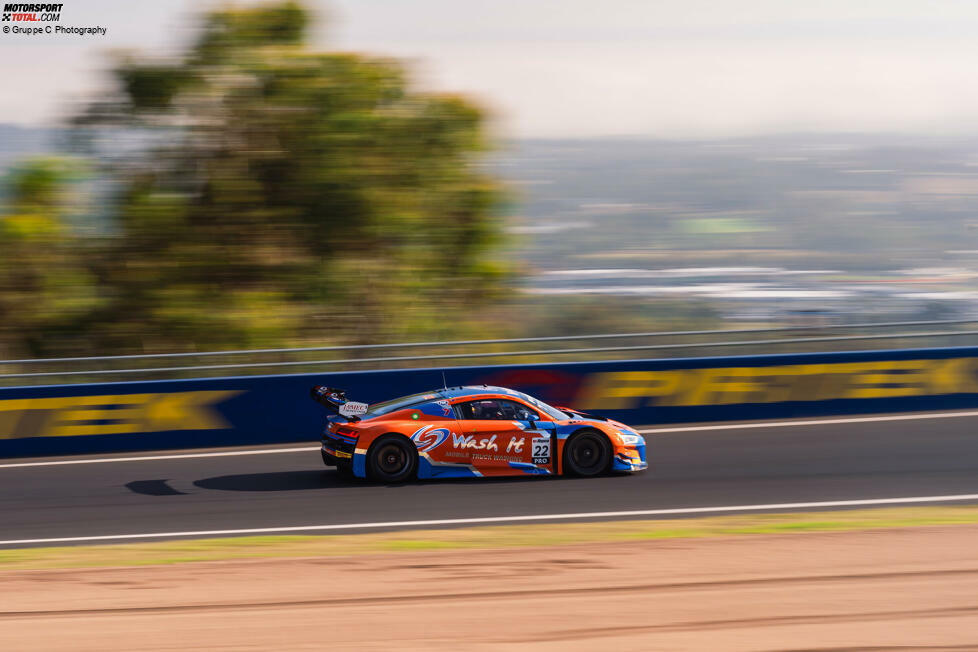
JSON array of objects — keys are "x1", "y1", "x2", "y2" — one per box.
[{"x1": 3, "y1": 0, "x2": 978, "y2": 139}]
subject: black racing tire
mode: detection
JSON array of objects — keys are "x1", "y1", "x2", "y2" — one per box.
[
  {"x1": 563, "y1": 430, "x2": 612, "y2": 477},
  {"x1": 367, "y1": 434, "x2": 418, "y2": 483}
]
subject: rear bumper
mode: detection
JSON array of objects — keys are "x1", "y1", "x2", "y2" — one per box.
[
  {"x1": 321, "y1": 429, "x2": 357, "y2": 467},
  {"x1": 321, "y1": 447, "x2": 341, "y2": 466},
  {"x1": 321, "y1": 440, "x2": 353, "y2": 461}
]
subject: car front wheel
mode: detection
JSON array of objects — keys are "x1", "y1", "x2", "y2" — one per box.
[{"x1": 563, "y1": 430, "x2": 611, "y2": 477}]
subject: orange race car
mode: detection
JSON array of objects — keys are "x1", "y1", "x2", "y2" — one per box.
[{"x1": 312, "y1": 384, "x2": 647, "y2": 482}]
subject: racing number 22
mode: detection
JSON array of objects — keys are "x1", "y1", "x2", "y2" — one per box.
[{"x1": 532, "y1": 437, "x2": 551, "y2": 465}]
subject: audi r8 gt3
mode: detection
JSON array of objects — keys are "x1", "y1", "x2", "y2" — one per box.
[{"x1": 312, "y1": 385, "x2": 647, "y2": 482}]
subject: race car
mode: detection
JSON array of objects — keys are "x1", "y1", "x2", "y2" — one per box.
[{"x1": 312, "y1": 384, "x2": 647, "y2": 482}]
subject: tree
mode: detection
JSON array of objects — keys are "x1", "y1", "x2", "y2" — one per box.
[
  {"x1": 67, "y1": 1, "x2": 505, "y2": 353},
  {"x1": 0, "y1": 158, "x2": 99, "y2": 358}
]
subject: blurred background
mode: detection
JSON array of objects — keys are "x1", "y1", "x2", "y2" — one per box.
[{"x1": 4, "y1": 0, "x2": 978, "y2": 363}]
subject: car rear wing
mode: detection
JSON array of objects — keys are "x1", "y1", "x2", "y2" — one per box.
[{"x1": 310, "y1": 386, "x2": 368, "y2": 421}]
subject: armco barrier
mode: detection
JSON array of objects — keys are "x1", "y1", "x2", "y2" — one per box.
[{"x1": 2, "y1": 346, "x2": 978, "y2": 458}]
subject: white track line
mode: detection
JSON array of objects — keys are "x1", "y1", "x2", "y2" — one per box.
[
  {"x1": 4, "y1": 493, "x2": 978, "y2": 546},
  {"x1": 0, "y1": 446, "x2": 320, "y2": 469},
  {"x1": 637, "y1": 410, "x2": 978, "y2": 435},
  {"x1": 3, "y1": 409, "x2": 978, "y2": 469}
]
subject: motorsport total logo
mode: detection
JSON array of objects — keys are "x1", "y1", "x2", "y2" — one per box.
[
  {"x1": 2, "y1": 3, "x2": 107, "y2": 36},
  {"x1": 3, "y1": 3, "x2": 62, "y2": 21}
]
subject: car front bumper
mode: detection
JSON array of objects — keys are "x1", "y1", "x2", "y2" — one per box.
[{"x1": 612, "y1": 444, "x2": 647, "y2": 472}]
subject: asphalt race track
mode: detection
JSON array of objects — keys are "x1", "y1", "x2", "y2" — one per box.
[{"x1": 3, "y1": 410, "x2": 978, "y2": 547}]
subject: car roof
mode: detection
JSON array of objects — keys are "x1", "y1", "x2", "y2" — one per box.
[{"x1": 437, "y1": 385, "x2": 518, "y2": 400}]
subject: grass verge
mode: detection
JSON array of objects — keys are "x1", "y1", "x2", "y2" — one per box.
[{"x1": 3, "y1": 505, "x2": 978, "y2": 570}]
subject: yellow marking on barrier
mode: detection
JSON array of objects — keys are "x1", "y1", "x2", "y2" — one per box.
[
  {"x1": 575, "y1": 358, "x2": 978, "y2": 410},
  {"x1": 0, "y1": 391, "x2": 241, "y2": 440},
  {"x1": 575, "y1": 371, "x2": 682, "y2": 410}
]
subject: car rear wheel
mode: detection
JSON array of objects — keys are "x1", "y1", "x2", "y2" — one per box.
[
  {"x1": 563, "y1": 430, "x2": 611, "y2": 477},
  {"x1": 368, "y1": 434, "x2": 417, "y2": 483}
]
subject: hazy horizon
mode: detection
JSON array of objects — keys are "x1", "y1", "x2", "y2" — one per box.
[{"x1": 3, "y1": 1, "x2": 978, "y2": 139}]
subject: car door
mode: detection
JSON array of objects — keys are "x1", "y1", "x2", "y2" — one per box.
[{"x1": 454, "y1": 398, "x2": 551, "y2": 472}]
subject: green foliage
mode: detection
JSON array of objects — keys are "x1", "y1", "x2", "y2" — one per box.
[
  {"x1": 3, "y1": 1, "x2": 507, "y2": 356},
  {"x1": 117, "y1": 64, "x2": 193, "y2": 111},
  {"x1": 193, "y1": 0, "x2": 308, "y2": 65},
  {"x1": 0, "y1": 158, "x2": 100, "y2": 357}
]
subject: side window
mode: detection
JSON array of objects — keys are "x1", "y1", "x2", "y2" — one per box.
[{"x1": 457, "y1": 399, "x2": 540, "y2": 421}]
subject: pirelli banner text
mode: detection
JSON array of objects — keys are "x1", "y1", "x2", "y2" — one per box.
[{"x1": 2, "y1": 347, "x2": 978, "y2": 458}]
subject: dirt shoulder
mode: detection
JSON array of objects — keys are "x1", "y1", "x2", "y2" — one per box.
[
  {"x1": 3, "y1": 524, "x2": 978, "y2": 651},
  {"x1": 6, "y1": 504, "x2": 978, "y2": 570}
]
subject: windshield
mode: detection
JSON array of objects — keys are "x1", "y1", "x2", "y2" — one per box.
[
  {"x1": 508, "y1": 390, "x2": 569, "y2": 420},
  {"x1": 366, "y1": 391, "x2": 439, "y2": 417}
]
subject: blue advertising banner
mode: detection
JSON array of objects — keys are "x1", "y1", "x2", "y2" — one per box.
[{"x1": 2, "y1": 346, "x2": 978, "y2": 458}]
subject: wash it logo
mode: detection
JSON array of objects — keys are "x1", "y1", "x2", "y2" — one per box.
[
  {"x1": 0, "y1": 390, "x2": 240, "y2": 439},
  {"x1": 3, "y1": 3, "x2": 63, "y2": 21}
]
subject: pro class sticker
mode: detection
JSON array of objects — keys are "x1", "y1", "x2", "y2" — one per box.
[{"x1": 531, "y1": 437, "x2": 551, "y2": 465}]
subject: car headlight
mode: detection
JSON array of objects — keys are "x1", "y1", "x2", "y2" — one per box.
[{"x1": 618, "y1": 432, "x2": 642, "y2": 445}]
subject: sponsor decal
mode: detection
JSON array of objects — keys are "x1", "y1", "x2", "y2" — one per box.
[
  {"x1": 472, "y1": 453, "x2": 522, "y2": 462},
  {"x1": 531, "y1": 437, "x2": 551, "y2": 465},
  {"x1": 575, "y1": 358, "x2": 978, "y2": 409},
  {"x1": 338, "y1": 401, "x2": 368, "y2": 418},
  {"x1": 447, "y1": 451, "x2": 522, "y2": 463},
  {"x1": 0, "y1": 390, "x2": 240, "y2": 439},
  {"x1": 505, "y1": 436, "x2": 524, "y2": 454},
  {"x1": 411, "y1": 425, "x2": 451, "y2": 452},
  {"x1": 451, "y1": 433, "x2": 498, "y2": 451}
]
